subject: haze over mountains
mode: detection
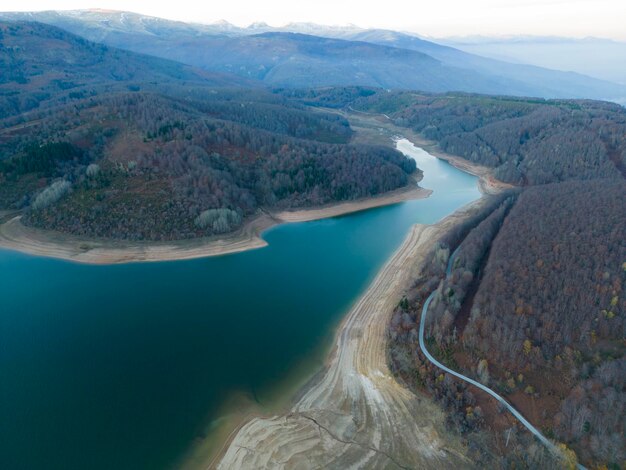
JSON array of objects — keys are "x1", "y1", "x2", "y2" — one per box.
[
  {"x1": 2, "y1": 9, "x2": 625, "y2": 103},
  {"x1": 0, "y1": 21, "x2": 257, "y2": 117},
  {"x1": 442, "y1": 36, "x2": 626, "y2": 86}
]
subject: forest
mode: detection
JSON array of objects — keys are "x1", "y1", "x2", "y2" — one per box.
[
  {"x1": 277, "y1": 88, "x2": 626, "y2": 466},
  {"x1": 388, "y1": 179, "x2": 625, "y2": 468},
  {"x1": 345, "y1": 91, "x2": 626, "y2": 185},
  {"x1": 0, "y1": 20, "x2": 254, "y2": 118},
  {"x1": 2, "y1": 20, "x2": 624, "y2": 466},
  {"x1": 464, "y1": 180, "x2": 624, "y2": 466},
  {"x1": 1, "y1": 92, "x2": 415, "y2": 240},
  {"x1": 344, "y1": 88, "x2": 626, "y2": 469},
  {"x1": 0, "y1": 23, "x2": 417, "y2": 240}
]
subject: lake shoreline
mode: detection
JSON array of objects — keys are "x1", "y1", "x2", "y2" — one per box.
[
  {"x1": 0, "y1": 181, "x2": 430, "y2": 265},
  {"x1": 213, "y1": 201, "x2": 489, "y2": 469},
  {"x1": 0, "y1": 127, "x2": 501, "y2": 467},
  {"x1": 209, "y1": 138, "x2": 506, "y2": 468},
  {"x1": 400, "y1": 133, "x2": 512, "y2": 195},
  {"x1": 343, "y1": 108, "x2": 512, "y2": 195},
  {"x1": 0, "y1": 112, "x2": 508, "y2": 267}
]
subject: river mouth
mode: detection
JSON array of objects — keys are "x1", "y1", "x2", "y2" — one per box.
[{"x1": 0, "y1": 139, "x2": 480, "y2": 470}]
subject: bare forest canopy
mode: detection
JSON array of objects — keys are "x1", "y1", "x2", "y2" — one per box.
[
  {"x1": 330, "y1": 89, "x2": 626, "y2": 185},
  {"x1": 381, "y1": 128, "x2": 625, "y2": 467},
  {"x1": 0, "y1": 15, "x2": 624, "y2": 470},
  {"x1": 292, "y1": 86, "x2": 626, "y2": 468},
  {"x1": 270, "y1": 87, "x2": 626, "y2": 470},
  {"x1": 0, "y1": 22, "x2": 416, "y2": 240},
  {"x1": 285, "y1": 87, "x2": 625, "y2": 467}
]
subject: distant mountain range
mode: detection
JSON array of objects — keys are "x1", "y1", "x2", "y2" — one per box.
[
  {"x1": 0, "y1": 19, "x2": 255, "y2": 117},
  {"x1": 441, "y1": 35, "x2": 626, "y2": 86},
  {"x1": 1, "y1": 9, "x2": 625, "y2": 103}
]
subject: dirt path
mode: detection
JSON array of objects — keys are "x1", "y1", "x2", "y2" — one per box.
[{"x1": 213, "y1": 205, "x2": 483, "y2": 469}]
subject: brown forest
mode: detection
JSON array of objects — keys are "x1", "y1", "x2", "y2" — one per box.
[
  {"x1": 347, "y1": 91, "x2": 626, "y2": 185},
  {"x1": 0, "y1": 23, "x2": 417, "y2": 240},
  {"x1": 360, "y1": 89, "x2": 626, "y2": 468},
  {"x1": 2, "y1": 21, "x2": 624, "y2": 467},
  {"x1": 388, "y1": 175, "x2": 624, "y2": 468}
]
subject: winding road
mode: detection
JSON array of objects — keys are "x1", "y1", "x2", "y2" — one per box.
[{"x1": 418, "y1": 246, "x2": 586, "y2": 470}]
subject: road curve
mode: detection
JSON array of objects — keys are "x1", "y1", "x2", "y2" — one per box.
[{"x1": 419, "y1": 247, "x2": 586, "y2": 470}]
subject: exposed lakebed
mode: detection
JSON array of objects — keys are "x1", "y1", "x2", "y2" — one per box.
[{"x1": 0, "y1": 140, "x2": 480, "y2": 469}]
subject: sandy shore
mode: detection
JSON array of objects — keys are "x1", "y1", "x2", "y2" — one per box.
[
  {"x1": 273, "y1": 183, "x2": 430, "y2": 223},
  {"x1": 211, "y1": 202, "x2": 486, "y2": 469},
  {"x1": 0, "y1": 183, "x2": 430, "y2": 265},
  {"x1": 0, "y1": 213, "x2": 273, "y2": 264},
  {"x1": 401, "y1": 133, "x2": 513, "y2": 195},
  {"x1": 208, "y1": 119, "x2": 510, "y2": 468}
]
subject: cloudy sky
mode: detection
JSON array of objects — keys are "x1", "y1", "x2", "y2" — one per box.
[{"x1": 3, "y1": 0, "x2": 626, "y2": 40}]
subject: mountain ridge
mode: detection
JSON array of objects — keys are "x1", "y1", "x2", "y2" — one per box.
[{"x1": 2, "y1": 9, "x2": 625, "y2": 102}]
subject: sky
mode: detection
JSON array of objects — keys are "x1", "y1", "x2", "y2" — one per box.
[{"x1": 2, "y1": 0, "x2": 626, "y2": 40}]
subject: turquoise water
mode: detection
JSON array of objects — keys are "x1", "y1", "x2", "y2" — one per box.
[{"x1": 0, "y1": 140, "x2": 480, "y2": 469}]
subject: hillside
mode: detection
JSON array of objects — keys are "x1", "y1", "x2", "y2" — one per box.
[
  {"x1": 464, "y1": 181, "x2": 624, "y2": 468},
  {"x1": 2, "y1": 10, "x2": 626, "y2": 101},
  {"x1": 0, "y1": 21, "x2": 255, "y2": 118},
  {"x1": 334, "y1": 29, "x2": 626, "y2": 104},
  {"x1": 391, "y1": 180, "x2": 625, "y2": 467},
  {"x1": 359, "y1": 90, "x2": 626, "y2": 467},
  {"x1": 348, "y1": 91, "x2": 626, "y2": 184},
  {"x1": 0, "y1": 23, "x2": 417, "y2": 241},
  {"x1": 0, "y1": 16, "x2": 519, "y2": 95}
]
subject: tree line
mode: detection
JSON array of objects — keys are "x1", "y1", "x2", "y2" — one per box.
[
  {"x1": 349, "y1": 91, "x2": 626, "y2": 184},
  {"x1": 388, "y1": 178, "x2": 624, "y2": 468},
  {"x1": 1, "y1": 92, "x2": 416, "y2": 240}
]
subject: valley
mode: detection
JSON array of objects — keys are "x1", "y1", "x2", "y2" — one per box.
[
  {"x1": 0, "y1": 9, "x2": 624, "y2": 470},
  {"x1": 0, "y1": 134, "x2": 483, "y2": 470}
]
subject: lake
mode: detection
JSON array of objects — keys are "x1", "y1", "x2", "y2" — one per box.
[{"x1": 0, "y1": 139, "x2": 480, "y2": 469}]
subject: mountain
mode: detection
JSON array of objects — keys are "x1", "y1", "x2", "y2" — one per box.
[
  {"x1": 0, "y1": 20, "x2": 256, "y2": 117},
  {"x1": 100, "y1": 30, "x2": 526, "y2": 94},
  {"x1": 0, "y1": 12, "x2": 524, "y2": 95},
  {"x1": 2, "y1": 10, "x2": 626, "y2": 102},
  {"x1": 0, "y1": 9, "x2": 242, "y2": 39},
  {"x1": 307, "y1": 28, "x2": 626, "y2": 104},
  {"x1": 440, "y1": 35, "x2": 626, "y2": 86},
  {"x1": 272, "y1": 22, "x2": 365, "y2": 38},
  {"x1": 0, "y1": 9, "x2": 362, "y2": 38},
  {"x1": 0, "y1": 21, "x2": 417, "y2": 241}
]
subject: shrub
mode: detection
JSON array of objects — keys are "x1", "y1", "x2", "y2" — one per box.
[
  {"x1": 86, "y1": 163, "x2": 100, "y2": 178},
  {"x1": 31, "y1": 180, "x2": 72, "y2": 210},
  {"x1": 194, "y1": 208, "x2": 242, "y2": 234}
]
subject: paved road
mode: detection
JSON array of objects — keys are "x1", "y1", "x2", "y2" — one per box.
[{"x1": 418, "y1": 246, "x2": 586, "y2": 469}]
